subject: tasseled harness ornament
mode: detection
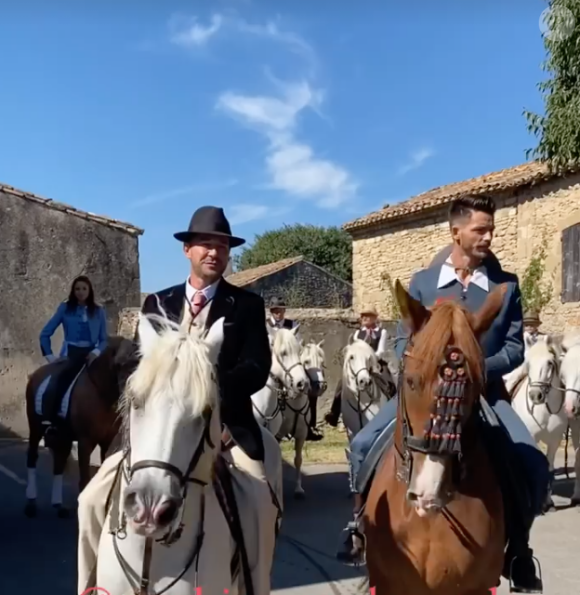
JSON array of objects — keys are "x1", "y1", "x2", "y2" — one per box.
[{"x1": 396, "y1": 345, "x2": 471, "y2": 485}]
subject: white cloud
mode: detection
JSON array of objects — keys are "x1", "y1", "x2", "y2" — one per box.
[
  {"x1": 228, "y1": 204, "x2": 270, "y2": 224},
  {"x1": 216, "y1": 80, "x2": 357, "y2": 208},
  {"x1": 398, "y1": 147, "x2": 435, "y2": 175},
  {"x1": 169, "y1": 13, "x2": 223, "y2": 47},
  {"x1": 130, "y1": 179, "x2": 238, "y2": 208},
  {"x1": 168, "y1": 13, "x2": 316, "y2": 71}
]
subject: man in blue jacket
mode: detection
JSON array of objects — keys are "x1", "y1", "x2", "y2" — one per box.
[{"x1": 336, "y1": 195, "x2": 549, "y2": 593}]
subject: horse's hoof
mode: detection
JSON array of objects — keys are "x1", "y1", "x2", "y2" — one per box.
[
  {"x1": 571, "y1": 496, "x2": 580, "y2": 507},
  {"x1": 54, "y1": 505, "x2": 70, "y2": 519},
  {"x1": 294, "y1": 490, "x2": 306, "y2": 500},
  {"x1": 24, "y1": 500, "x2": 37, "y2": 518}
]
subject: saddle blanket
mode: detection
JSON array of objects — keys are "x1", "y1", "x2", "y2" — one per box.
[{"x1": 34, "y1": 365, "x2": 86, "y2": 420}]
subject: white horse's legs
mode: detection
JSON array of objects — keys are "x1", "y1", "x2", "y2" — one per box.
[
  {"x1": 293, "y1": 437, "x2": 305, "y2": 499},
  {"x1": 544, "y1": 438, "x2": 559, "y2": 511},
  {"x1": 570, "y1": 420, "x2": 580, "y2": 506}
]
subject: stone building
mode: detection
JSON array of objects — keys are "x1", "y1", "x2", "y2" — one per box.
[
  {"x1": 225, "y1": 255, "x2": 353, "y2": 308},
  {"x1": 343, "y1": 161, "x2": 580, "y2": 333},
  {"x1": 0, "y1": 182, "x2": 143, "y2": 435}
]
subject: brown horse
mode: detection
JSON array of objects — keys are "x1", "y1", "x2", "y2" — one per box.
[
  {"x1": 24, "y1": 335, "x2": 135, "y2": 518},
  {"x1": 363, "y1": 280, "x2": 508, "y2": 595}
]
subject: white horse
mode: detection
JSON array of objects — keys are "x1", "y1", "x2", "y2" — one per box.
[
  {"x1": 556, "y1": 331, "x2": 580, "y2": 506},
  {"x1": 95, "y1": 313, "x2": 280, "y2": 595},
  {"x1": 340, "y1": 337, "x2": 395, "y2": 442},
  {"x1": 251, "y1": 326, "x2": 311, "y2": 498},
  {"x1": 511, "y1": 335, "x2": 570, "y2": 511}
]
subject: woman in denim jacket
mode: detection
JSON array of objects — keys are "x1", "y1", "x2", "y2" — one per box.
[{"x1": 39, "y1": 275, "x2": 108, "y2": 428}]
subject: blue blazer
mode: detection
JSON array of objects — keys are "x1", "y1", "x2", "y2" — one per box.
[
  {"x1": 394, "y1": 261, "x2": 525, "y2": 383},
  {"x1": 39, "y1": 302, "x2": 108, "y2": 358}
]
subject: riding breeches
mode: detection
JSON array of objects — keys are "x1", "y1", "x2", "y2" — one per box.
[
  {"x1": 347, "y1": 395, "x2": 550, "y2": 518},
  {"x1": 77, "y1": 446, "x2": 278, "y2": 595}
]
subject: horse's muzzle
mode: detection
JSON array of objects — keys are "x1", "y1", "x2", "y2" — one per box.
[
  {"x1": 529, "y1": 387, "x2": 546, "y2": 405},
  {"x1": 123, "y1": 487, "x2": 182, "y2": 535}
]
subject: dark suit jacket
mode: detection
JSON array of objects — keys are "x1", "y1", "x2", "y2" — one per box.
[{"x1": 140, "y1": 277, "x2": 271, "y2": 461}]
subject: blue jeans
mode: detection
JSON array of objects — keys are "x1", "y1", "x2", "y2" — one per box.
[{"x1": 348, "y1": 396, "x2": 550, "y2": 518}]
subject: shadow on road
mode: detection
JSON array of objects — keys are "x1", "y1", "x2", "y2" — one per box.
[{"x1": 273, "y1": 460, "x2": 365, "y2": 590}]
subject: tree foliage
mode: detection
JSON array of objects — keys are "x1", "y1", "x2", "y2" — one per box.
[
  {"x1": 524, "y1": 0, "x2": 580, "y2": 171},
  {"x1": 520, "y1": 235, "x2": 554, "y2": 313},
  {"x1": 233, "y1": 223, "x2": 353, "y2": 282}
]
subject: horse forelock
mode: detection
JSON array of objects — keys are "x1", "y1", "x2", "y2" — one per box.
[
  {"x1": 122, "y1": 314, "x2": 217, "y2": 419},
  {"x1": 344, "y1": 340, "x2": 378, "y2": 373},
  {"x1": 410, "y1": 301, "x2": 483, "y2": 386},
  {"x1": 302, "y1": 342, "x2": 324, "y2": 364},
  {"x1": 273, "y1": 328, "x2": 301, "y2": 357}
]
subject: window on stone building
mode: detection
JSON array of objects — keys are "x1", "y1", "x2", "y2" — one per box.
[{"x1": 561, "y1": 223, "x2": 580, "y2": 303}]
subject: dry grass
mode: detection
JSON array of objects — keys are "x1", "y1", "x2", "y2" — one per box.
[{"x1": 279, "y1": 423, "x2": 349, "y2": 465}]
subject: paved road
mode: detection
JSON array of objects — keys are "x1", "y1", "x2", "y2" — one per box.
[{"x1": 0, "y1": 438, "x2": 578, "y2": 594}]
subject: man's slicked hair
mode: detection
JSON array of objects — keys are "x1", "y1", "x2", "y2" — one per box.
[{"x1": 448, "y1": 194, "x2": 496, "y2": 223}]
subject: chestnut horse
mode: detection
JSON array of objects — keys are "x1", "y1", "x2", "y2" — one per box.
[
  {"x1": 24, "y1": 335, "x2": 135, "y2": 517},
  {"x1": 363, "y1": 280, "x2": 508, "y2": 595}
]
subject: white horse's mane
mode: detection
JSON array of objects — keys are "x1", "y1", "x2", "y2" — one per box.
[
  {"x1": 562, "y1": 330, "x2": 580, "y2": 351},
  {"x1": 272, "y1": 327, "x2": 301, "y2": 356},
  {"x1": 345, "y1": 338, "x2": 378, "y2": 360},
  {"x1": 302, "y1": 341, "x2": 324, "y2": 361},
  {"x1": 122, "y1": 313, "x2": 217, "y2": 419}
]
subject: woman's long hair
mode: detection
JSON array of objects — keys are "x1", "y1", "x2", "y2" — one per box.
[{"x1": 66, "y1": 275, "x2": 98, "y2": 317}]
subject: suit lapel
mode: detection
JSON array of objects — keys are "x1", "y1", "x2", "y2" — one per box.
[
  {"x1": 161, "y1": 283, "x2": 186, "y2": 323},
  {"x1": 205, "y1": 278, "x2": 235, "y2": 330}
]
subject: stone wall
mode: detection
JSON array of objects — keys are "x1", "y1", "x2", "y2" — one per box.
[
  {"x1": 117, "y1": 307, "x2": 398, "y2": 415},
  {"x1": 0, "y1": 190, "x2": 141, "y2": 435},
  {"x1": 242, "y1": 261, "x2": 353, "y2": 308},
  {"x1": 351, "y1": 174, "x2": 580, "y2": 334}
]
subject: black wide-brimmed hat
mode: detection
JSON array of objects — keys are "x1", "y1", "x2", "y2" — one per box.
[{"x1": 173, "y1": 206, "x2": 245, "y2": 247}]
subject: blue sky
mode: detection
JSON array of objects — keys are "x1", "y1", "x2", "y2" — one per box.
[{"x1": 0, "y1": 0, "x2": 555, "y2": 292}]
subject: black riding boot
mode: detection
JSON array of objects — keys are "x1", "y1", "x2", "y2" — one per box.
[
  {"x1": 324, "y1": 390, "x2": 342, "y2": 427},
  {"x1": 503, "y1": 530, "x2": 543, "y2": 593},
  {"x1": 336, "y1": 494, "x2": 365, "y2": 566},
  {"x1": 307, "y1": 395, "x2": 323, "y2": 441}
]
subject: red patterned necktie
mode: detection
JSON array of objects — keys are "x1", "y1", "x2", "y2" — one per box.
[{"x1": 191, "y1": 292, "x2": 207, "y2": 317}]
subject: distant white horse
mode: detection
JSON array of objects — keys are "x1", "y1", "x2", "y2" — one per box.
[
  {"x1": 251, "y1": 326, "x2": 311, "y2": 498},
  {"x1": 511, "y1": 335, "x2": 569, "y2": 511},
  {"x1": 556, "y1": 331, "x2": 580, "y2": 507},
  {"x1": 95, "y1": 314, "x2": 280, "y2": 595},
  {"x1": 340, "y1": 337, "x2": 396, "y2": 442}
]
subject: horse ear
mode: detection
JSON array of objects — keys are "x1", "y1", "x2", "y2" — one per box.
[
  {"x1": 291, "y1": 324, "x2": 300, "y2": 336},
  {"x1": 471, "y1": 283, "x2": 507, "y2": 336},
  {"x1": 394, "y1": 279, "x2": 429, "y2": 334},
  {"x1": 524, "y1": 332, "x2": 534, "y2": 351},
  {"x1": 205, "y1": 317, "x2": 225, "y2": 365},
  {"x1": 317, "y1": 339, "x2": 324, "y2": 349},
  {"x1": 137, "y1": 314, "x2": 159, "y2": 358}
]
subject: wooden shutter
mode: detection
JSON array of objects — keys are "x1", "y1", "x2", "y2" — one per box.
[{"x1": 561, "y1": 223, "x2": 580, "y2": 303}]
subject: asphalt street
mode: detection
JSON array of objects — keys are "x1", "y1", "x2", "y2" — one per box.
[{"x1": 0, "y1": 438, "x2": 578, "y2": 595}]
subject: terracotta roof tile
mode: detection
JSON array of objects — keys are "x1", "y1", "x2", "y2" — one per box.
[
  {"x1": 1, "y1": 182, "x2": 143, "y2": 236},
  {"x1": 343, "y1": 160, "x2": 579, "y2": 233},
  {"x1": 226, "y1": 255, "x2": 304, "y2": 287}
]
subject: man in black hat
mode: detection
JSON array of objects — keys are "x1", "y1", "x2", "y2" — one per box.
[{"x1": 77, "y1": 206, "x2": 281, "y2": 595}]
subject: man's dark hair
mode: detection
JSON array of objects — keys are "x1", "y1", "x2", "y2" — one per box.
[{"x1": 448, "y1": 195, "x2": 496, "y2": 223}]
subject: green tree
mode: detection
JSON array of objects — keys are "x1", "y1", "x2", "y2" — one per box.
[
  {"x1": 233, "y1": 223, "x2": 353, "y2": 282},
  {"x1": 524, "y1": 1, "x2": 580, "y2": 171},
  {"x1": 520, "y1": 236, "x2": 554, "y2": 313}
]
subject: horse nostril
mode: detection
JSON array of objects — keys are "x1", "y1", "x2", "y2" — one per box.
[
  {"x1": 154, "y1": 498, "x2": 181, "y2": 526},
  {"x1": 406, "y1": 491, "x2": 418, "y2": 502},
  {"x1": 123, "y1": 488, "x2": 145, "y2": 522}
]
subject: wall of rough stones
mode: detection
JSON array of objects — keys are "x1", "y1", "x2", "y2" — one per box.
[
  {"x1": 350, "y1": 174, "x2": 580, "y2": 334},
  {"x1": 117, "y1": 307, "x2": 399, "y2": 415},
  {"x1": 0, "y1": 190, "x2": 141, "y2": 436}
]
